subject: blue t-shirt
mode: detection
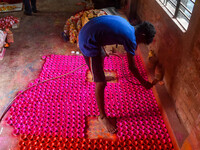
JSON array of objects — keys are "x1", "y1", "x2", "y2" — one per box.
[{"x1": 79, "y1": 15, "x2": 137, "y2": 57}]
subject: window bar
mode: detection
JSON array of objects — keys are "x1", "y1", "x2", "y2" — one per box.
[
  {"x1": 163, "y1": 5, "x2": 175, "y2": 16},
  {"x1": 160, "y1": 0, "x2": 167, "y2": 6},
  {"x1": 168, "y1": 0, "x2": 177, "y2": 14},
  {"x1": 165, "y1": 0, "x2": 168, "y2": 5},
  {"x1": 162, "y1": 0, "x2": 177, "y2": 16},
  {"x1": 173, "y1": 0, "x2": 181, "y2": 18},
  {"x1": 175, "y1": 17, "x2": 188, "y2": 30},
  {"x1": 168, "y1": 0, "x2": 176, "y2": 7},
  {"x1": 180, "y1": 2, "x2": 192, "y2": 14},
  {"x1": 178, "y1": 9, "x2": 190, "y2": 20},
  {"x1": 191, "y1": 0, "x2": 195, "y2": 4}
]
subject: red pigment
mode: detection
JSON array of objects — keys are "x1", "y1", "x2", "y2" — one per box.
[{"x1": 6, "y1": 55, "x2": 174, "y2": 149}]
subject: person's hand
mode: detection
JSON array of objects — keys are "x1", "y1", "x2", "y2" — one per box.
[
  {"x1": 141, "y1": 80, "x2": 153, "y2": 90},
  {"x1": 152, "y1": 79, "x2": 159, "y2": 85}
]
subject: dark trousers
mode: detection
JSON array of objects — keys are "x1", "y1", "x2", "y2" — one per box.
[{"x1": 23, "y1": 0, "x2": 36, "y2": 13}]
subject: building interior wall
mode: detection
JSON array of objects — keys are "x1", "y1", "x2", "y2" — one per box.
[{"x1": 128, "y1": 0, "x2": 200, "y2": 149}]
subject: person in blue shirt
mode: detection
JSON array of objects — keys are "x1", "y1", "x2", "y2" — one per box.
[{"x1": 79, "y1": 15, "x2": 156, "y2": 133}]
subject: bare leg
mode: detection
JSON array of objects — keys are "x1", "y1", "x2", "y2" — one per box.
[
  {"x1": 101, "y1": 55, "x2": 115, "y2": 82},
  {"x1": 95, "y1": 82, "x2": 117, "y2": 133}
]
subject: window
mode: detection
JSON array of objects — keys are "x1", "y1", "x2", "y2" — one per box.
[{"x1": 157, "y1": 0, "x2": 196, "y2": 31}]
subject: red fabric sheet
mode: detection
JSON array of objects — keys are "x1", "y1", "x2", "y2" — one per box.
[{"x1": 0, "y1": 0, "x2": 22, "y2": 4}]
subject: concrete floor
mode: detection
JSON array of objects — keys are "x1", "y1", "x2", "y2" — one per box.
[
  {"x1": 0, "y1": 0, "x2": 81, "y2": 114},
  {"x1": 0, "y1": 0, "x2": 188, "y2": 149}
]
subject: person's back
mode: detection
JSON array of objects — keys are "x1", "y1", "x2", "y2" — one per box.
[{"x1": 79, "y1": 15, "x2": 137, "y2": 57}]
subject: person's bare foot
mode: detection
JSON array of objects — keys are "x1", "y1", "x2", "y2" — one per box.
[{"x1": 98, "y1": 116, "x2": 117, "y2": 133}]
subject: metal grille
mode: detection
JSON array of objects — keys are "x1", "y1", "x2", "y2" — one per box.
[{"x1": 159, "y1": 0, "x2": 196, "y2": 30}]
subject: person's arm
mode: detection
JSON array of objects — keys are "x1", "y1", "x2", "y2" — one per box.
[{"x1": 127, "y1": 52, "x2": 153, "y2": 89}]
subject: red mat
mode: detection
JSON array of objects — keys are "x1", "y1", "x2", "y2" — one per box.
[{"x1": 5, "y1": 55, "x2": 174, "y2": 149}]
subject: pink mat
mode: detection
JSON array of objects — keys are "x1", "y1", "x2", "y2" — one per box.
[{"x1": 6, "y1": 55, "x2": 174, "y2": 149}]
